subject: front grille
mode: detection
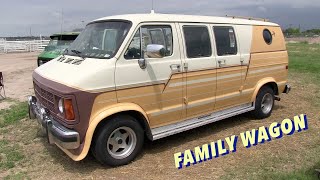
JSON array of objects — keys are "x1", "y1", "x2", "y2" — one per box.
[
  {"x1": 33, "y1": 77, "x2": 79, "y2": 126},
  {"x1": 33, "y1": 81, "x2": 56, "y2": 114}
]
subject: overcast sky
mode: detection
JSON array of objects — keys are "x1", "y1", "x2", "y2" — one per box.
[{"x1": 0, "y1": 0, "x2": 319, "y2": 37}]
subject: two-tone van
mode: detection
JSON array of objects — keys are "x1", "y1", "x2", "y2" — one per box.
[{"x1": 28, "y1": 13, "x2": 291, "y2": 166}]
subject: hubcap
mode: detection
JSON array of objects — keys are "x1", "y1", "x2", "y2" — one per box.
[
  {"x1": 261, "y1": 93, "x2": 273, "y2": 114},
  {"x1": 107, "y1": 127, "x2": 137, "y2": 159}
]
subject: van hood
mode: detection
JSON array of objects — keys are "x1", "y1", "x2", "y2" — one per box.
[{"x1": 34, "y1": 55, "x2": 116, "y2": 92}]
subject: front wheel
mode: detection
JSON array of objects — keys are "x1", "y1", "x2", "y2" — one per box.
[
  {"x1": 92, "y1": 115, "x2": 144, "y2": 166},
  {"x1": 251, "y1": 86, "x2": 275, "y2": 119}
]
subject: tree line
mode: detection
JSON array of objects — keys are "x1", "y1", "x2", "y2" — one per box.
[{"x1": 284, "y1": 28, "x2": 320, "y2": 37}]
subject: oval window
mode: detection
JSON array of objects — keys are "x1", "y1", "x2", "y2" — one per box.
[{"x1": 263, "y1": 29, "x2": 273, "y2": 45}]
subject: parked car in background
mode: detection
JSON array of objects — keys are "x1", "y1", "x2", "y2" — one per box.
[{"x1": 37, "y1": 32, "x2": 80, "y2": 66}]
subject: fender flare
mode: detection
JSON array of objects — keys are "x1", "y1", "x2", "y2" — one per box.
[
  {"x1": 59, "y1": 103, "x2": 150, "y2": 161},
  {"x1": 250, "y1": 77, "x2": 277, "y2": 102}
]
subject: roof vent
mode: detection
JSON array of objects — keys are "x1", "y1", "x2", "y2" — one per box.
[
  {"x1": 72, "y1": 59, "x2": 84, "y2": 65},
  {"x1": 64, "y1": 58, "x2": 74, "y2": 64},
  {"x1": 57, "y1": 56, "x2": 66, "y2": 62}
]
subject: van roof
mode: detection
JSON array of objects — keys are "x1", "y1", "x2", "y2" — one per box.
[{"x1": 92, "y1": 13, "x2": 279, "y2": 26}]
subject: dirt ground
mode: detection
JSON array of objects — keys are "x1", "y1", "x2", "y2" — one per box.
[
  {"x1": 286, "y1": 37, "x2": 320, "y2": 44},
  {"x1": 0, "y1": 52, "x2": 38, "y2": 109},
  {"x1": 0, "y1": 52, "x2": 319, "y2": 179}
]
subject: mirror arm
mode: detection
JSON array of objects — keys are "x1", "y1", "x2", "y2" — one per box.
[
  {"x1": 139, "y1": 27, "x2": 144, "y2": 59},
  {"x1": 138, "y1": 27, "x2": 147, "y2": 69}
]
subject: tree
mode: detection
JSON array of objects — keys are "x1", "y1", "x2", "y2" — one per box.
[{"x1": 284, "y1": 28, "x2": 300, "y2": 35}]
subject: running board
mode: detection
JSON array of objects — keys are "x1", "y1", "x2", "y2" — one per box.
[{"x1": 151, "y1": 103, "x2": 255, "y2": 140}]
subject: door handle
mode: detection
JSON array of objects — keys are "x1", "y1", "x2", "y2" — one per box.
[
  {"x1": 218, "y1": 60, "x2": 227, "y2": 67},
  {"x1": 170, "y1": 64, "x2": 181, "y2": 73}
]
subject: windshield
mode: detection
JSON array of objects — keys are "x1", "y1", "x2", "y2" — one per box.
[
  {"x1": 45, "y1": 35, "x2": 77, "y2": 52},
  {"x1": 66, "y1": 21, "x2": 131, "y2": 59}
]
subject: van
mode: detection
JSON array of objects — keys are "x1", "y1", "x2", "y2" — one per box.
[
  {"x1": 28, "y1": 13, "x2": 291, "y2": 166},
  {"x1": 37, "y1": 32, "x2": 79, "y2": 66}
]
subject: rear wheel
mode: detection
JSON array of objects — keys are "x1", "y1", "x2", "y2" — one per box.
[
  {"x1": 251, "y1": 86, "x2": 275, "y2": 119},
  {"x1": 92, "y1": 115, "x2": 144, "y2": 166}
]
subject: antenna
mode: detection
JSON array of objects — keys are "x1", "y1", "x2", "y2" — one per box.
[{"x1": 151, "y1": 0, "x2": 155, "y2": 14}]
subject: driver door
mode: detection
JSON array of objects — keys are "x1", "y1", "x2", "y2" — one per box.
[{"x1": 115, "y1": 23, "x2": 184, "y2": 128}]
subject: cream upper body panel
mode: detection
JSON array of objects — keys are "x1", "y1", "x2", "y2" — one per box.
[
  {"x1": 93, "y1": 13, "x2": 279, "y2": 27},
  {"x1": 35, "y1": 56, "x2": 116, "y2": 92}
]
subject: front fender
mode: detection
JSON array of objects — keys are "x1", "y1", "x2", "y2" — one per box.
[{"x1": 58, "y1": 103, "x2": 149, "y2": 161}]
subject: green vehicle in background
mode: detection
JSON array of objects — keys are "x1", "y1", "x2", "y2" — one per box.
[{"x1": 37, "y1": 32, "x2": 80, "y2": 66}]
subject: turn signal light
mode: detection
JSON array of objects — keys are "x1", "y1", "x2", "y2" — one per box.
[{"x1": 64, "y1": 99, "x2": 75, "y2": 120}]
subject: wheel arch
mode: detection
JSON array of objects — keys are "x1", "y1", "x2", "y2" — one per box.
[
  {"x1": 93, "y1": 110, "x2": 153, "y2": 141},
  {"x1": 59, "y1": 103, "x2": 152, "y2": 161},
  {"x1": 250, "y1": 77, "x2": 279, "y2": 102}
]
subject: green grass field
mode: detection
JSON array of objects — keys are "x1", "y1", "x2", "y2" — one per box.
[
  {"x1": 273, "y1": 43, "x2": 320, "y2": 179},
  {"x1": 288, "y1": 43, "x2": 320, "y2": 85}
]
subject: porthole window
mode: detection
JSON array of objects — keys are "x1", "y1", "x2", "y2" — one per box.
[{"x1": 263, "y1": 29, "x2": 273, "y2": 45}]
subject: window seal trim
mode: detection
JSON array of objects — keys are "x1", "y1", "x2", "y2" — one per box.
[
  {"x1": 182, "y1": 25, "x2": 213, "y2": 59},
  {"x1": 213, "y1": 26, "x2": 238, "y2": 57},
  {"x1": 124, "y1": 24, "x2": 174, "y2": 60}
]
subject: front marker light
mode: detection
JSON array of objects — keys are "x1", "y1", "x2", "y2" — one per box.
[
  {"x1": 58, "y1": 98, "x2": 64, "y2": 114},
  {"x1": 64, "y1": 99, "x2": 75, "y2": 120}
]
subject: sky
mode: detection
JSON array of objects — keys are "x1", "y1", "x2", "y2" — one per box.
[{"x1": 0, "y1": 0, "x2": 319, "y2": 37}]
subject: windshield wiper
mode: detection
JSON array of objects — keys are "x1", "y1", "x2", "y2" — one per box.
[
  {"x1": 62, "y1": 48, "x2": 68, "y2": 57},
  {"x1": 71, "y1": 49, "x2": 85, "y2": 60}
]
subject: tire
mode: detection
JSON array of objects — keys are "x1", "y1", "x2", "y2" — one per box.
[
  {"x1": 92, "y1": 115, "x2": 144, "y2": 166},
  {"x1": 251, "y1": 86, "x2": 275, "y2": 119}
]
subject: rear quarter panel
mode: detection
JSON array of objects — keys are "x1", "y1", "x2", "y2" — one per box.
[{"x1": 241, "y1": 25, "x2": 288, "y2": 103}]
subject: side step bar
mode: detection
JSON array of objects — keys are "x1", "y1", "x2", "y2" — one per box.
[{"x1": 151, "y1": 103, "x2": 255, "y2": 140}]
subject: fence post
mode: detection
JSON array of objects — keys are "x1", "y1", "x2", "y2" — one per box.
[{"x1": 4, "y1": 40, "x2": 7, "y2": 53}]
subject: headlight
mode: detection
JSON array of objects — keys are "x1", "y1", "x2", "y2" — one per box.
[{"x1": 58, "y1": 98, "x2": 64, "y2": 113}]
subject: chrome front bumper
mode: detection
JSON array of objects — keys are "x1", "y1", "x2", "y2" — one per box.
[{"x1": 28, "y1": 96, "x2": 80, "y2": 149}]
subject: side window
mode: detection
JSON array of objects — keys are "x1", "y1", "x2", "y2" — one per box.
[
  {"x1": 213, "y1": 26, "x2": 237, "y2": 56},
  {"x1": 125, "y1": 25, "x2": 173, "y2": 59},
  {"x1": 183, "y1": 26, "x2": 212, "y2": 58}
]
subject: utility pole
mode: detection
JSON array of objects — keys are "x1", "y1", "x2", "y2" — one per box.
[{"x1": 60, "y1": 8, "x2": 64, "y2": 34}]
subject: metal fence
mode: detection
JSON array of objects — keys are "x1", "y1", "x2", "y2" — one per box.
[{"x1": 0, "y1": 39, "x2": 50, "y2": 53}]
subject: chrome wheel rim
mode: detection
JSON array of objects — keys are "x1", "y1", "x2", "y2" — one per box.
[
  {"x1": 107, "y1": 127, "x2": 137, "y2": 159},
  {"x1": 261, "y1": 93, "x2": 273, "y2": 114}
]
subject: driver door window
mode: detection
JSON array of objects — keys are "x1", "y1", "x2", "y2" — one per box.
[{"x1": 124, "y1": 25, "x2": 173, "y2": 59}]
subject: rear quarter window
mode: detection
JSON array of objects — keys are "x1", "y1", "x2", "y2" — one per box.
[
  {"x1": 263, "y1": 29, "x2": 273, "y2": 45},
  {"x1": 213, "y1": 26, "x2": 238, "y2": 56}
]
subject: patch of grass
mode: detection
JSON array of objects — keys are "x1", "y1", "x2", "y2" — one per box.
[
  {"x1": 287, "y1": 43, "x2": 320, "y2": 85},
  {"x1": 0, "y1": 102, "x2": 28, "y2": 128},
  {"x1": 4, "y1": 172, "x2": 30, "y2": 180},
  {"x1": 0, "y1": 140, "x2": 25, "y2": 169}
]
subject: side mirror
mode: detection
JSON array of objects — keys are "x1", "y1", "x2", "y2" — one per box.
[
  {"x1": 146, "y1": 44, "x2": 166, "y2": 58},
  {"x1": 138, "y1": 44, "x2": 166, "y2": 69}
]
